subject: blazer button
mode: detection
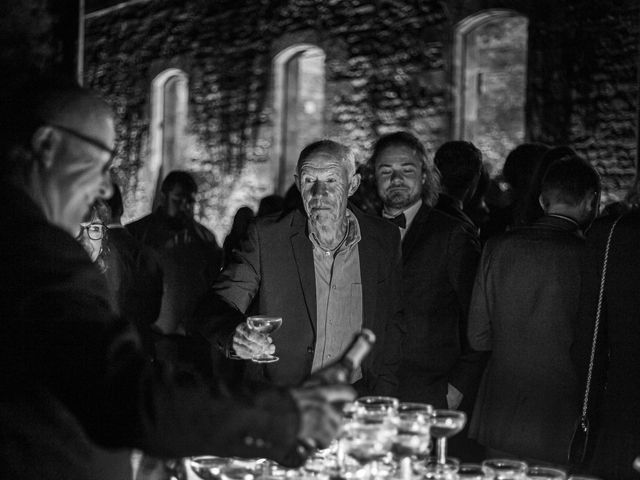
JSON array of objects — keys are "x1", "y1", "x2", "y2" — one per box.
[{"x1": 307, "y1": 346, "x2": 314, "y2": 354}]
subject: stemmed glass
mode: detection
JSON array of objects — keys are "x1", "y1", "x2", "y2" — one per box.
[
  {"x1": 392, "y1": 402, "x2": 433, "y2": 480},
  {"x1": 342, "y1": 396, "x2": 399, "y2": 479},
  {"x1": 246, "y1": 315, "x2": 282, "y2": 363},
  {"x1": 189, "y1": 456, "x2": 228, "y2": 479},
  {"x1": 481, "y1": 459, "x2": 527, "y2": 480},
  {"x1": 526, "y1": 466, "x2": 567, "y2": 480},
  {"x1": 431, "y1": 410, "x2": 466, "y2": 466}
]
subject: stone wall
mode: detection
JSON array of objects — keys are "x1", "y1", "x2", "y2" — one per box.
[{"x1": 84, "y1": 0, "x2": 639, "y2": 240}]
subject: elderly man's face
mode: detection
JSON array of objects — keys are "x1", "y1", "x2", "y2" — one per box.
[
  {"x1": 296, "y1": 152, "x2": 358, "y2": 229},
  {"x1": 42, "y1": 110, "x2": 115, "y2": 235},
  {"x1": 374, "y1": 144, "x2": 425, "y2": 212}
]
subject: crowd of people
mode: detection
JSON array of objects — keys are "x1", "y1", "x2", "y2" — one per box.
[{"x1": 2, "y1": 74, "x2": 640, "y2": 480}]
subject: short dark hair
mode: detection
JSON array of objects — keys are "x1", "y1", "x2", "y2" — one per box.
[
  {"x1": 161, "y1": 170, "x2": 197, "y2": 195},
  {"x1": 368, "y1": 131, "x2": 439, "y2": 207},
  {"x1": 502, "y1": 143, "x2": 551, "y2": 193},
  {"x1": 434, "y1": 141, "x2": 482, "y2": 194},
  {"x1": 106, "y1": 182, "x2": 124, "y2": 220},
  {"x1": 540, "y1": 155, "x2": 601, "y2": 206}
]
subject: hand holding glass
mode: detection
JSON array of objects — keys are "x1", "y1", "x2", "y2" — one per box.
[{"x1": 246, "y1": 315, "x2": 282, "y2": 363}]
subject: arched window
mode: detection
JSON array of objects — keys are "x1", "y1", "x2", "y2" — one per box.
[
  {"x1": 273, "y1": 45, "x2": 325, "y2": 193},
  {"x1": 454, "y1": 10, "x2": 528, "y2": 174},
  {"x1": 148, "y1": 68, "x2": 188, "y2": 210}
]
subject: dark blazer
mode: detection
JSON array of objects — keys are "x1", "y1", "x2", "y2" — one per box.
[
  {"x1": 0, "y1": 183, "x2": 311, "y2": 476},
  {"x1": 468, "y1": 215, "x2": 585, "y2": 464},
  {"x1": 574, "y1": 212, "x2": 640, "y2": 479},
  {"x1": 193, "y1": 206, "x2": 403, "y2": 394},
  {"x1": 396, "y1": 203, "x2": 483, "y2": 408},
  {"x1": 435, "y1": 195, "x2": 478, "y2": 234}
]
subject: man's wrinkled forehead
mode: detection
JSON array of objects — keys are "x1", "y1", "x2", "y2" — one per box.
[{"x1": 298, "y1": 151, "x2": 354, "y2": 176}]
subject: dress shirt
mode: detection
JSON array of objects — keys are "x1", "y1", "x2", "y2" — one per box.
[
  {"x1": 309, "y1": 210, "x2": 363, "y2": 382},
  {"x1": 383, "y1": 200, "x2": 422, "y2": 240}
]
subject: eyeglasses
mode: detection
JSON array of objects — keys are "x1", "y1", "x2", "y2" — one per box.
[
  {"x1": 78, "y1": 222, "x2": 107, "y2": 240},
  {"x1": 49, "y1": 124, "x2": 116, "y2": 162}
]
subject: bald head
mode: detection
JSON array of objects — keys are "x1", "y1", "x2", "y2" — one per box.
[{"x1": 0, "y1": 74, "x2": 116, "y2": 235}]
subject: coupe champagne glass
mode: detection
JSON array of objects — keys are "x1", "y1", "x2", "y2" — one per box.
[
  {"x1": 481, "y1": 459, "x2": 527, "y2": 480},
  {"x1": 341, "y1": 414, "x2": 398, "y2": 480},
  {"x1": 392, "y1": 402, "x2": 434, "y2": 480},
  {"x1": 189, "y1": 456, "x2": 228, "y2": 480},
  {"x1": 246, "y1": 315, "x2": 282, "y2": 363},
  {"x1": 526, "y1": 466, "x2": 567, "y2": 480},
  {"x1": 430, "y1": 410, "x2": 466, "y2": 467}
]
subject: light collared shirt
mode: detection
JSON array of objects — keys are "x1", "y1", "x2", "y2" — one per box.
[
  {"x1": 383, "y1": 199, "x2": 422, "y2": 239},
  {"x1": 309, "y1": 209, "x2": 363, "y2": 383}
]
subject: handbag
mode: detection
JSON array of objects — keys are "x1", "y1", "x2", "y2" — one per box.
[{"x1": 568, "y1": 215, "x2": 622, "y2": 465}]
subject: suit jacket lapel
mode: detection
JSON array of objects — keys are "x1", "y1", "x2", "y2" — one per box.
[
  {"x1": 402, "y1": 203, "x2": 431, "y2": 264},
  {"x1": 289, "y1": 211, "x2": 317, "y2": 335}
]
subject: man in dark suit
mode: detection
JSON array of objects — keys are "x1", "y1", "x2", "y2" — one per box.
[
  {"x1": 467, "y1": 155, "x2": 600, "y2": 466},
  {"x1": 193, "y1": 140, "x2": 403, "y2": 395},
  {"x1": 0, "y1": 76, "x2": 353, "y2": 479},
  {"x1": 434, "y1": 140, "x2": 483, "y2": 234},
  {"x1": 368, "y1": 132, "x2": 483, "y2": 415}
]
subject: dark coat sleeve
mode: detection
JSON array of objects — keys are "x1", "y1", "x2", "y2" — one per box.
[
  {"x1": 446, "y1": 223, "x2": 488, "y2": 397},
  {"x1": 189, "y1": 221, "x2": 262, "y2": 355},
  {"x1": 8, "y1": 230, "x2": 304, "y2": 467}
]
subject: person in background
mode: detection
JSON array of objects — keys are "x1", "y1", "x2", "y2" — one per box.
[
  {"x1": 223, "y1": 206, "x2": 255, "y2": 269},
  {"x1": 104, "y1": 183, "x2": 164, "y2": 357},
  {"x1": 433, "y1": 140, "x2": 484, "y2": 234},
  {"x1": 127, "y1": 171, "x2": 222, "y2": 336},
  {"x1": 468, "y1": 155, "x2": 600, "y2": 466},
  {"x1": 482, "y1": 143, "x2": 550, "y2": 239},
  {"x1": 192, "y1": 140, "x2": 403, "y2": 395},
  {"x1": 369, "y1": 131, "x2": 485, "y2": 460},
  {"x1": 0, "y1": 75, "x2": 354, "y2": 480},
  {"x1": 516, "y1": 145, "x2": 577, "y2": 227},
  {"x1": 574, "y1": 188, "x2": 640, "y2": 480}
]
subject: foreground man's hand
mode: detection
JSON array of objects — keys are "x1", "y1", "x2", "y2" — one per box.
[
  {"x1": 290, "y1": 383, "x2": 356, "y2": 451},
  {"x1": 231, "y1": 322, "x2": 275, "y2": 359}
]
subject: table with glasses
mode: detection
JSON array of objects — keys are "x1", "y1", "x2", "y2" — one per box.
[{"x1": 186, "y1": 396, "x2": 594, "y2": 480}]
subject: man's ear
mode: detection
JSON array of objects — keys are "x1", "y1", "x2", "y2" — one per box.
[
  {"x1": 538, "y1": 193, "x2": 548, "y2": 212},
  {"x1": 348, "y1": 172, "x2": 361, "y2": 197},
  {"x1": 31, "y1": 126, "x2": 58, "y2": 170},
  {"x1": 293, "y1": 172, "x2": 300, "y2": 192}
]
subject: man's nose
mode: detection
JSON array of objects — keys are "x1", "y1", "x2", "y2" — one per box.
[
  {"x1": 311, "y1": 181, "x2": 328, "y2": 196},
  {"x1": 390, "y1": 170, "x2": 404, "y2": 183}
]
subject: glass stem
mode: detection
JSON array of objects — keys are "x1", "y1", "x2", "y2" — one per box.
[
  {"x1": 400, "y1": 457, "x2": 412, "y2": 480},
  {"x1": 437, "y1": 438, "x2": 447, "y2": 465}
]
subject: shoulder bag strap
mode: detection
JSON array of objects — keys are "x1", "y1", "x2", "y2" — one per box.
[{"x1": 579, "y1": 215, "x2": 623, "y2": 429}]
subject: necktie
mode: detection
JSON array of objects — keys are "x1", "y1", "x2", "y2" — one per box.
[{"x1": 387, "y1": 213, "x2": 406, "y2": 229}]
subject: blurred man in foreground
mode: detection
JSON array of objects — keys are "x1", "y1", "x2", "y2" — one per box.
[{"x1": 0, "y1": 75, "x2": 353, "y2": 480}]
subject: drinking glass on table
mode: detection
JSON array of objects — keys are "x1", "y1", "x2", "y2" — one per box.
[
  {"x1": 246, "y1": 315, "x2": 282, "y2": 363},
  {"x1": 392, "y1": 402, "x2": 433, "y2": 480},
  {"x1": 526, "y1": 466, "x2": 567, "y2": 480},
  {"x1": 431, "y1": 410, "x2": 466, "y2": 466},
  {"x1": 481, "y1": 459, "x2": 527, "y2": 480},
  {"x1": 189, "y1": 456, "x2": 228, "y2": 480},
  {"x1": 341, "y1": 413, "x2": 398, "y2": 479}
]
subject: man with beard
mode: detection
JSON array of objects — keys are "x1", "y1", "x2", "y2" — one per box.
[
  {"x1": 192, "y1": 140, "x2": 402, "y2": 395},
  {"x1": 467, "y1": 155, "x2": 600, "y2": 465},
  {"x1": 0, "y1": 76, "x2": 354, "y2": 479},
  {"x1": 369, "y1": 132, "x2": 484, "y2": 412}
]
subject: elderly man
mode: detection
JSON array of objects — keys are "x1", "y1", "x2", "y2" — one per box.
[
  {"x1": 193, "y1": 140, "x2": 402, "y2": 394},
  {"x1": 369, "y1": 132, "x2": 484, "y2": 409},
  {"x1": 0, "y1": 76, "x2": 353, "y2": 480}
]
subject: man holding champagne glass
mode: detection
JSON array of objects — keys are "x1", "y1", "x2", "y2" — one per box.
[{"x1": 193, "y1": 140, "x2": 403, "y2": 395}]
